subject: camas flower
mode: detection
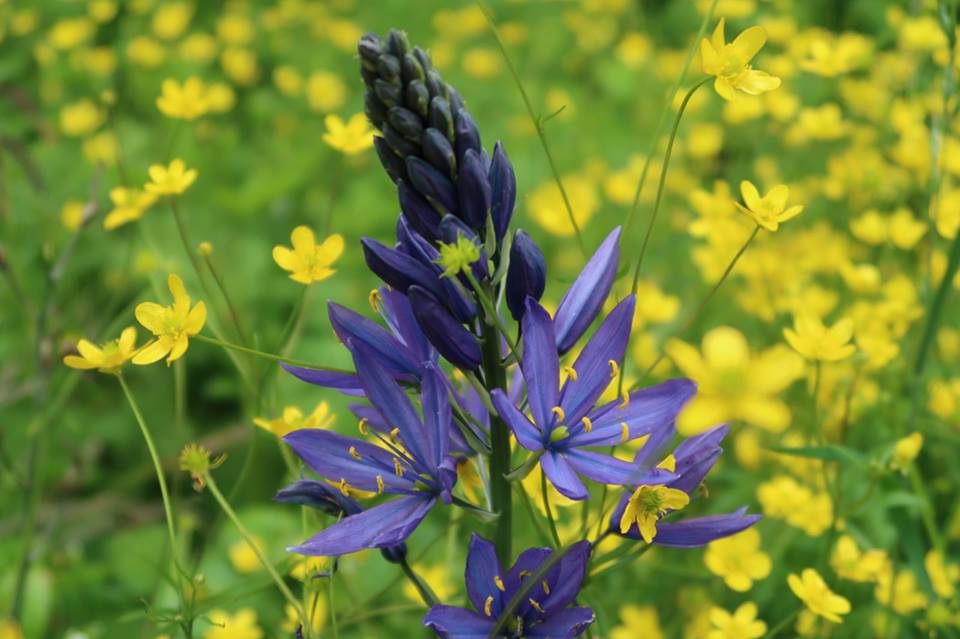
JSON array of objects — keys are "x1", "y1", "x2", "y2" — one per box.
[
  {"x1": 424, "y1": 534, "x2": 594, "y2": 638},
  {"x1": 700, "y1": 19, "x2": 781, "y2": 101},
  {"x1": 735, "y1": 181, "x2": 803, "y2": 231},
  {"x1": 783, "y1": 313, "x2": 856, "y2": 362},
  {"x1": 787, "y1": 568, "x2": 851, "y2": 623},
  {"x1": 610, "y1": 425, "x2": 761, "y2": 546},
  {"x1": 156, "y1": 76, "x2": 209, "y2": 120},
  {"x1": 144, "y1": 158, "x2": 197, "y2": 195},
  {"x1": 63, "y1": 326, "x2": 138, "y2": 374},
  {"x1": 491, "y1": 296, "x2": 694, "y2": 500},
  {"x1": 272, "y1": 226, "x2": 344, "y2": 284},
  {"x1": 133, "y1": 274, "x2": 207, "y2": 365},
  {"x1": 283, "y1": 350, "x2": 456, "y2": 556},
  {"x1": 322, "y1": 113, "x2": 375, "y2": 155}
]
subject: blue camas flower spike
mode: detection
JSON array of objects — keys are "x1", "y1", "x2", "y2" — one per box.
[
  {"x1": 490, "y1": 296, "x2": 695, "y2": 500},
  {"x1": 283, "y1": 351, "x2": 456, "y2": 556},
  {"x1": 609, "y1": 424, "x2": 762, "y2": 546},
  {"x1": 505, "y1": 230, "x2": 547, "y2": 321},
  {"x1": 424, "y1": 534, "x2": 595, "y2": 638}
]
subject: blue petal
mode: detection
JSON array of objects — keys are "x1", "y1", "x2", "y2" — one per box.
[
  {"x1": 283, "y1": 429, "x2": 415, "y2": 494},
  {"x1": 328, "y1": 301, "x2": 421, "y2": 377},
  {"x1": 562, "y1": 448, "x2": 660, "y2": 486},
  {"x1": 457, "y1": 149, "x2": 492, "y2": 229},
  {"x1": 541, "y1": 541, "x2": 591, "y2": 614},
  {"x1": 653, "y1": 509, "x2": 762, "y2": 548},
  {"x1": 281, "y1": 363, "x2": 364, "y2": 396},
  {"x1": 553, "y1": 226, "x2": 620, "y2": 354},
  {"x1": 571, "y1": 378, "x2": 695, "y2": 447},
  {"x1": 421, "y1": 363, "x2": 452, "y2": 470},
  {"x1": 464, "y1": 534, "x2": 504, "y2": 616},
  {"x1": 506, "y1": 230, "x2": 546, "y2": 322},
  {"x1": 377, "y1": 286, "x2": 434, "y2": 364},
  {"x1": 423, "y1": 605, "x2": 492, "y2": 639},
  {"x1": 491, "y1": 389, "x2": 543, "y2": 452},
  {"x1": 398, "y1": 179, "x2": 441, "y2": 243},
  {"x1": 361, "y1": 237, "x2": 439, "y2": 295},
  {"x1": 289, "y1": 495, "x2": 435, "y2": 556},
  {"x1": 273, "y1": 479, "x2": 363, "y2": 517},
  {"x1": 489, "y1": 141, "x2": 516, "y2": 240},
  {"x1": 409, "y1": 286, "x2": 482, "y2": 370},
  {"x1": 521, "y1": 299, "x2": 560, "y2": 432},
  {"x1": 558, "y1": 295, "x2": 636, "y2": 426},
  {"x1": 526, "y1": 608, "x2": 596, "y2": 638},
  {"x1": 541, "y1": 451, "x2": 589, "y2": 501}
]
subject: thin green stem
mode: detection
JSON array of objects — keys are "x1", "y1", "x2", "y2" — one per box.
[
  {"x1": 622, "y1": 0, "x2": 719, "y2": 238},
  {"x1": 194, "y1": 333, "x2": 348, "y2": 373},
  {"x1": 327, "y1": 568, "x2": 339, "y2": 639},
  {"x1": 760, "y1": 610, "x2": 799, "y2": 639},
  {"x1": 909, "y1": 463, "x2": 946, "y2": 554},
  {"x1": 204, "y1": 471, "x2": 310, "y2": 637},
  {"x1": 399, "y1": 556, "x2": 439, "y2": 607},
  {"x1": 629, "y1": 78, "x2": 709, "y2": 294},
  {"x1": 201, "y1": 250, "x2": 251, "y2": 348},
  {"x1": 540, "y1": 468, "x2": 562, "y2": 549},
  {"x1": 475, "y1": 0, "x2": 586, "y2": 258}
]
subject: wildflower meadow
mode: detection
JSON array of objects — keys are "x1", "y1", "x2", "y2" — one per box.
[{"x1": 3, "y1": 0, "x2": 960, "y2": 637}]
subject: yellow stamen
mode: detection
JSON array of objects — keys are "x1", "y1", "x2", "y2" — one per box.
[
  {"x1": 581, "y1": 416, "x2": 593, "y2": 433},
  {"x1": 551, "y1": 406, "x2": 566, "y2": 422},
  {"x1": 349, "y1": 446, "x2": 361, "y2": 460},
  {"x1": 619, "y1": 390, "x2": 630, "y2": 409},
  {"x1": 369, "y1": 288, "x2": 382, "y2": 312},
  {"x1": 608, "y1": 359, "x2": 620, "y2": 379},
  {"x1": 542, "y1": 580, "x2": 551, "y2": 595},
  {"x1": 484, "y1": 595, "x2": 494, "y2": 616},
  {"x1": 494, "y1": 575, "x2": 505, "y2": 591},
  {"x1": 389, "y1": 427, "x2": 400, "y2": 442},
  {"x1": 620, "y1": 422, "x2": 629, "y2": 443},
  {"x1": 561, "y1": 365, "x2": 578, "y2": 381},
  {"x1": 393, "y1": 457, "x2": 405, "y2": 477},
  {"x1": 338, "y1": 478, "x2": 351, "y2": 496},
  {"x1": 529, "y1": 598, "x2": 545, "y2": 614},
  {"x1": 376, "y1": 475, "x2": 385, "y2": 494},
  {"x1": 358, "y1": 418, "x2": 368, "y2": 436},
  {"x1": 519, "y1": 570, "x2": 531, "y2": 579}
]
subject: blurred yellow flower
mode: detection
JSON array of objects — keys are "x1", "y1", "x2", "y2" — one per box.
[
  {"x1": 127, "y1": 36, "x2": 166, "y2": 68},
  {"x1": 783, "y1": 313, "x2": 855, "y2": 362},
  {"x1": 205, "y1": 82, "x2": 236, "y2": 113},
  {"x1": 306, "y1": 71, "x2": 347, "y2": 112},
  {"x1": 667, "y1": 327, "x2": 803, "y2": 435},
  {"x1": 228, "y1": 537, "x2": 264, "y2": 574},
  {"x1": 145, "y1": 158, "x2": 198, "y2": 195},
  {"x1": 203, "y1": 608, "x2": 262, "y2": 639},
  {"x1": 735, "y1": 180, "x2": 803, "y2": 232},
  {"x1": 619, "y1": 484, "x2": 689, "y2": 542},
  {"x1": 156, "y1": 77, "x2": 209, "y2": 120},
  {"x1": 49, "y1": 17, "x2": 95, "y2": 50},
  {"x1": 402, "y1": 563, "x2": 456, "y2": 604},
  {"x1": 83, "y1": 131, "x2": 118, "y2": 166},
  {"x1": 282, "y1": 592, "x2": 325, "y2": 634},
  {"x1": 133, "y1": 274, "x2": 206, "y2": 365},
  {"x1": 887, "y1": 207, "x2": 926, "y2": 249},
  {"x1": 180, "y1": 32, "x2": 217, "y2": 62},
  {"x1": 254, "y1": 402, "x2": 335, "y2": 437},
  {"x1": 60, "y1": 99, "x2": 104, "y2": 137},
  {"x1": 273, "y1": 65, "x2": 303, "y2": 97},
  {"x1": 757, "y1": 476, "x2": 832, "y2": 536},
  {"x1": 700, "y1": 19, "x2": 780, "y2": 101},
  {"x1": 611, "y1": 604, "x2": 665, "y2": 639},
  {"x1": 322, "y1": 113, "x2": 374, "y2": 155},
  {"x1": 615, "y1": 32, "x2": 652, "y2": 68},
  {"x1": 290, "y1": 556, "x2": 330, "y2": 581},
  {"x1": 925, "y1": 549, "x2": 959, "y2": 599},
  {"x1": 60, "y1": 200, "x2": 86, "y2": 231},
  {"x1": 63, "y1": 327, "x2": 138, "y2": 374},
  {"x1": 633, "y1": 281, "x2": 680, "y2": 327},
  {"x1": 830, "y1": 535, "x2": 890, "y2": 583},
  {"x1": 88, "y1": 0, "x2": 118, "y2": 23},
  {"x1": 104, "y1": 187, "x2": 158, "y2": 230},
  {"x1": 527, "y1": 175, "x2": 598, "y2": 237},
  {"x1": 272, "y1": 226, "x2": 344, "y2": 284},
  {"x1": 217, "y1": 13, "x2": 255, "y2": 45},
  {"x1": 707, "y1": 602, "x2": 767, "y2": 639},
  {"x1": 890, "y1": 431, "x2": 922, "y2": 471},
  {"x1": 462, "y1": 47, "x2": 501, "y2": 79},
  {"x1": 703, "y1": 528, "x2": 771, "y2": 592},
  {"x1": 153, "y1": 1, "x2": 194, "y2": 40},
  {"x1": 788, "y1": 568, "x2": 851, "y2": 623},
  {"x1": 0, "y1": 619, "x2": 23, "y2": 639},
  {"x1": 221, "y1": 47, "x2": 259, "y2": 86},
  {"x1": 875, "y1": 569, "x2": 928, "y2": 614},
  {"x1": 928, "y1": 378, "x2": 960, "y2": 422}
]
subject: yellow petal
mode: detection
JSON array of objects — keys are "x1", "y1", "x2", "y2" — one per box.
[
  {"x1": 740, "y1": 180, "x2": 761, "y2": 211},
  {"x1": 76, "y1": 339, "x2": 104, "y2": 362},
  {"x1": 316, "y1": 233, "x2": 345, "y2": 263},
  {"x1": 184, "y1": 301, "x2": 207, "y2": 334},
  {"x1": 738, "y1": 70, "x2": 781, "y2": 95},
  {"x1": 135, "y1": 302, "x2": 168, "y2": 334},
  {"x1": 699, "y1": 39, "x2": 722, "y2": 75},
  {"x1": 132, "y1": 339, "x2": 170, "y2": 365},
  {"x1": 729, "y1": 26, "x2": 767, "y2": 64},
  {"x1": 664, "y1": 339, "x2": 705, "y2": 378},
  {"x1": 167, "y1": 334, "x2": 189, "y2": 363},
  {"x1": 167, "y1": 273, "x2": 188, "y2": 306},
  {"x1": 64, "y1": 354, "x2": 99, "y2": 369},
  {"x1": 711, "y1": 18, "x2": 727, "y2": 51},
  {"x1": 677, "y1": 394, "x2": 728, "y2": 436},
  {"x1": 118, "y1": 327, "x2": 138, "y2": 352},
  {"x1": 272, "y1": 246, "x2": 297, "y2": 271},
  {"x1": 702, "y1": 326, "x2": 750, "y2": 369},
  {"x1": 766, "y1": 185, "x2": 790, "y2": 212},
  {"x1": 714, "y1": 76, "x2": 737, "y2": 101},
  {"x1": 291, "y1": 225, "x2": 316, "y2": 254},
  {"x1": 779, "y1": 204, "x2": 804, "y2": 223}
]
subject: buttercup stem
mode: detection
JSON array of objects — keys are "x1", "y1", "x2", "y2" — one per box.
[
  {"x1": 760, "y1": 609, "x2": 799, "y2": 639},
  {"x1": 203, "y1": 470, "x2": 311, "y2": 637},
  {"x1": 194, "y1": 333, "x2": 349, "y2": 373},
  {"x1": 201, "y1": 250, "x2": 252, "y2": 350},
  {"x1": 475, "y1": 0, "x2": 587, "y2": 258}
]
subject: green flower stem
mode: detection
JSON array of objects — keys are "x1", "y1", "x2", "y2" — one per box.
[
  {"x1": 622, "y1": 0, "x2": 719, "y2": 238},
  {"x1": 327, "y1": 567, "x2": 339, "y2": 639},
  {"x1": 588, "y1": 542, "x2": 652, "y2": 580},
  {"x1": 117, "y1": 374, "x2": 180, "y2": 568},
  {"x1": 634, "y1": 224, "x2": 761, "y2": 385},
  {"x1": 200, "y1": 249, "x2": 251, "y2": 349},
  {"x1": 463, "y1": 269, "x2": 521, "y2": 365},
  {"x1": 475, "y1": 0, "x2": 587, "y2": 258},
  {"x1": 203, "y1": 471, "x2": 310, "y2": 637},
  {"x1": 517, "y1": 482, "x2": 552, "y2": 547},
  {"x1": 540, "y1": 468, "x2": 562, "y2": 549},
  {"x1": 909, "y1": 463, "x2": 947, "y2": 554},
  {"x1": 629, "y1": 77, "x2": 710, "y2": 294},
  {"x1": 481, "y1": 320, "x2": 513, "y2": 564},
  {"x1": 194, "y1": 333, "x2": 349, "y2": 373},
  {"x1": 760, "y1": 609, "x2": 799, "y2": 639},
  {"x1": 399, "y1": 556, "x2": 439, "y2": 608}
]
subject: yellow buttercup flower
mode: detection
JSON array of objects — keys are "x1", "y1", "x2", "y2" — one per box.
[
  {"x1": 783, "y1": 313, "x2": 856, "y2": 362},
  {"x1": 875, "y1": 569, "x2": 929, "y2": 614},
  {"x1": 703, "y1": 528, "x2": 772, "y2": 592},
  {"x1": 63, "y1": 327, "x2": 138, "y2": 374},
  {"x1": 133, "y1": 274, "x2": 207, "y2": 365},
  {"x1": 890, "y1": 431, "x2": 923, "y2": 471},
  {"x1": 830, "y1": 535, "x2": 890, "y2": 583},
  {"x1": 254, "y1": 402, "x2": 335, "y2": 437},
  {"x1": 788, "y1": 568, "x2": 851, "y2": 623},
  {"x1": 272, "y1": 226, "x2": 344, "y2": 284},
  {"x1": 322, "y1": 113, "x2": 374, "y2": 155},
  {"x1": 610, "y1": 604, "x2": 665, "y2": 639},
  {"x1": 60, "y1": 200, "x2": 86, "y2": 231},
  {"x1": 619, "y1": 484, "x2": 690, "y2": 542},
  {"x1": 0, "y1": 619, "x2": 24, "y2": 639},
  {"x1": 103, "y1": 187, "x2": 158, "y2": 230},
  {"x1": 203, "y1": 608, "x2": 262, "y2": 639},
  {"x1": 735, "y1": 181, "x2": 803, "y2": 232},
  {"x1": 145, "y1": 159, "x2": 198, "y2": 196},
  {"x1": 282, "y1": 592, "x2": 325, "y2": 634},
  {"x1": 156, "y1": 77, "x2": 210, "y2": 120},
  {"x1": 290, "y1": 556, "x2": 330, "y2": 581},
  {"x1": 707, "y1": 602, "x2": 767, "y2": 639},
  {"x1": 228, "y1": 536, "x2": 265, "y2": 574},
  {"x1": 925, "y1": 549, "x2": 959, "y2": 599},
  {"x1": 700, "y1": 19, "x2": 781, "y2": 101},
  {"x1": 59, "y1": 99, "x2": 104, "y2": 137}
]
